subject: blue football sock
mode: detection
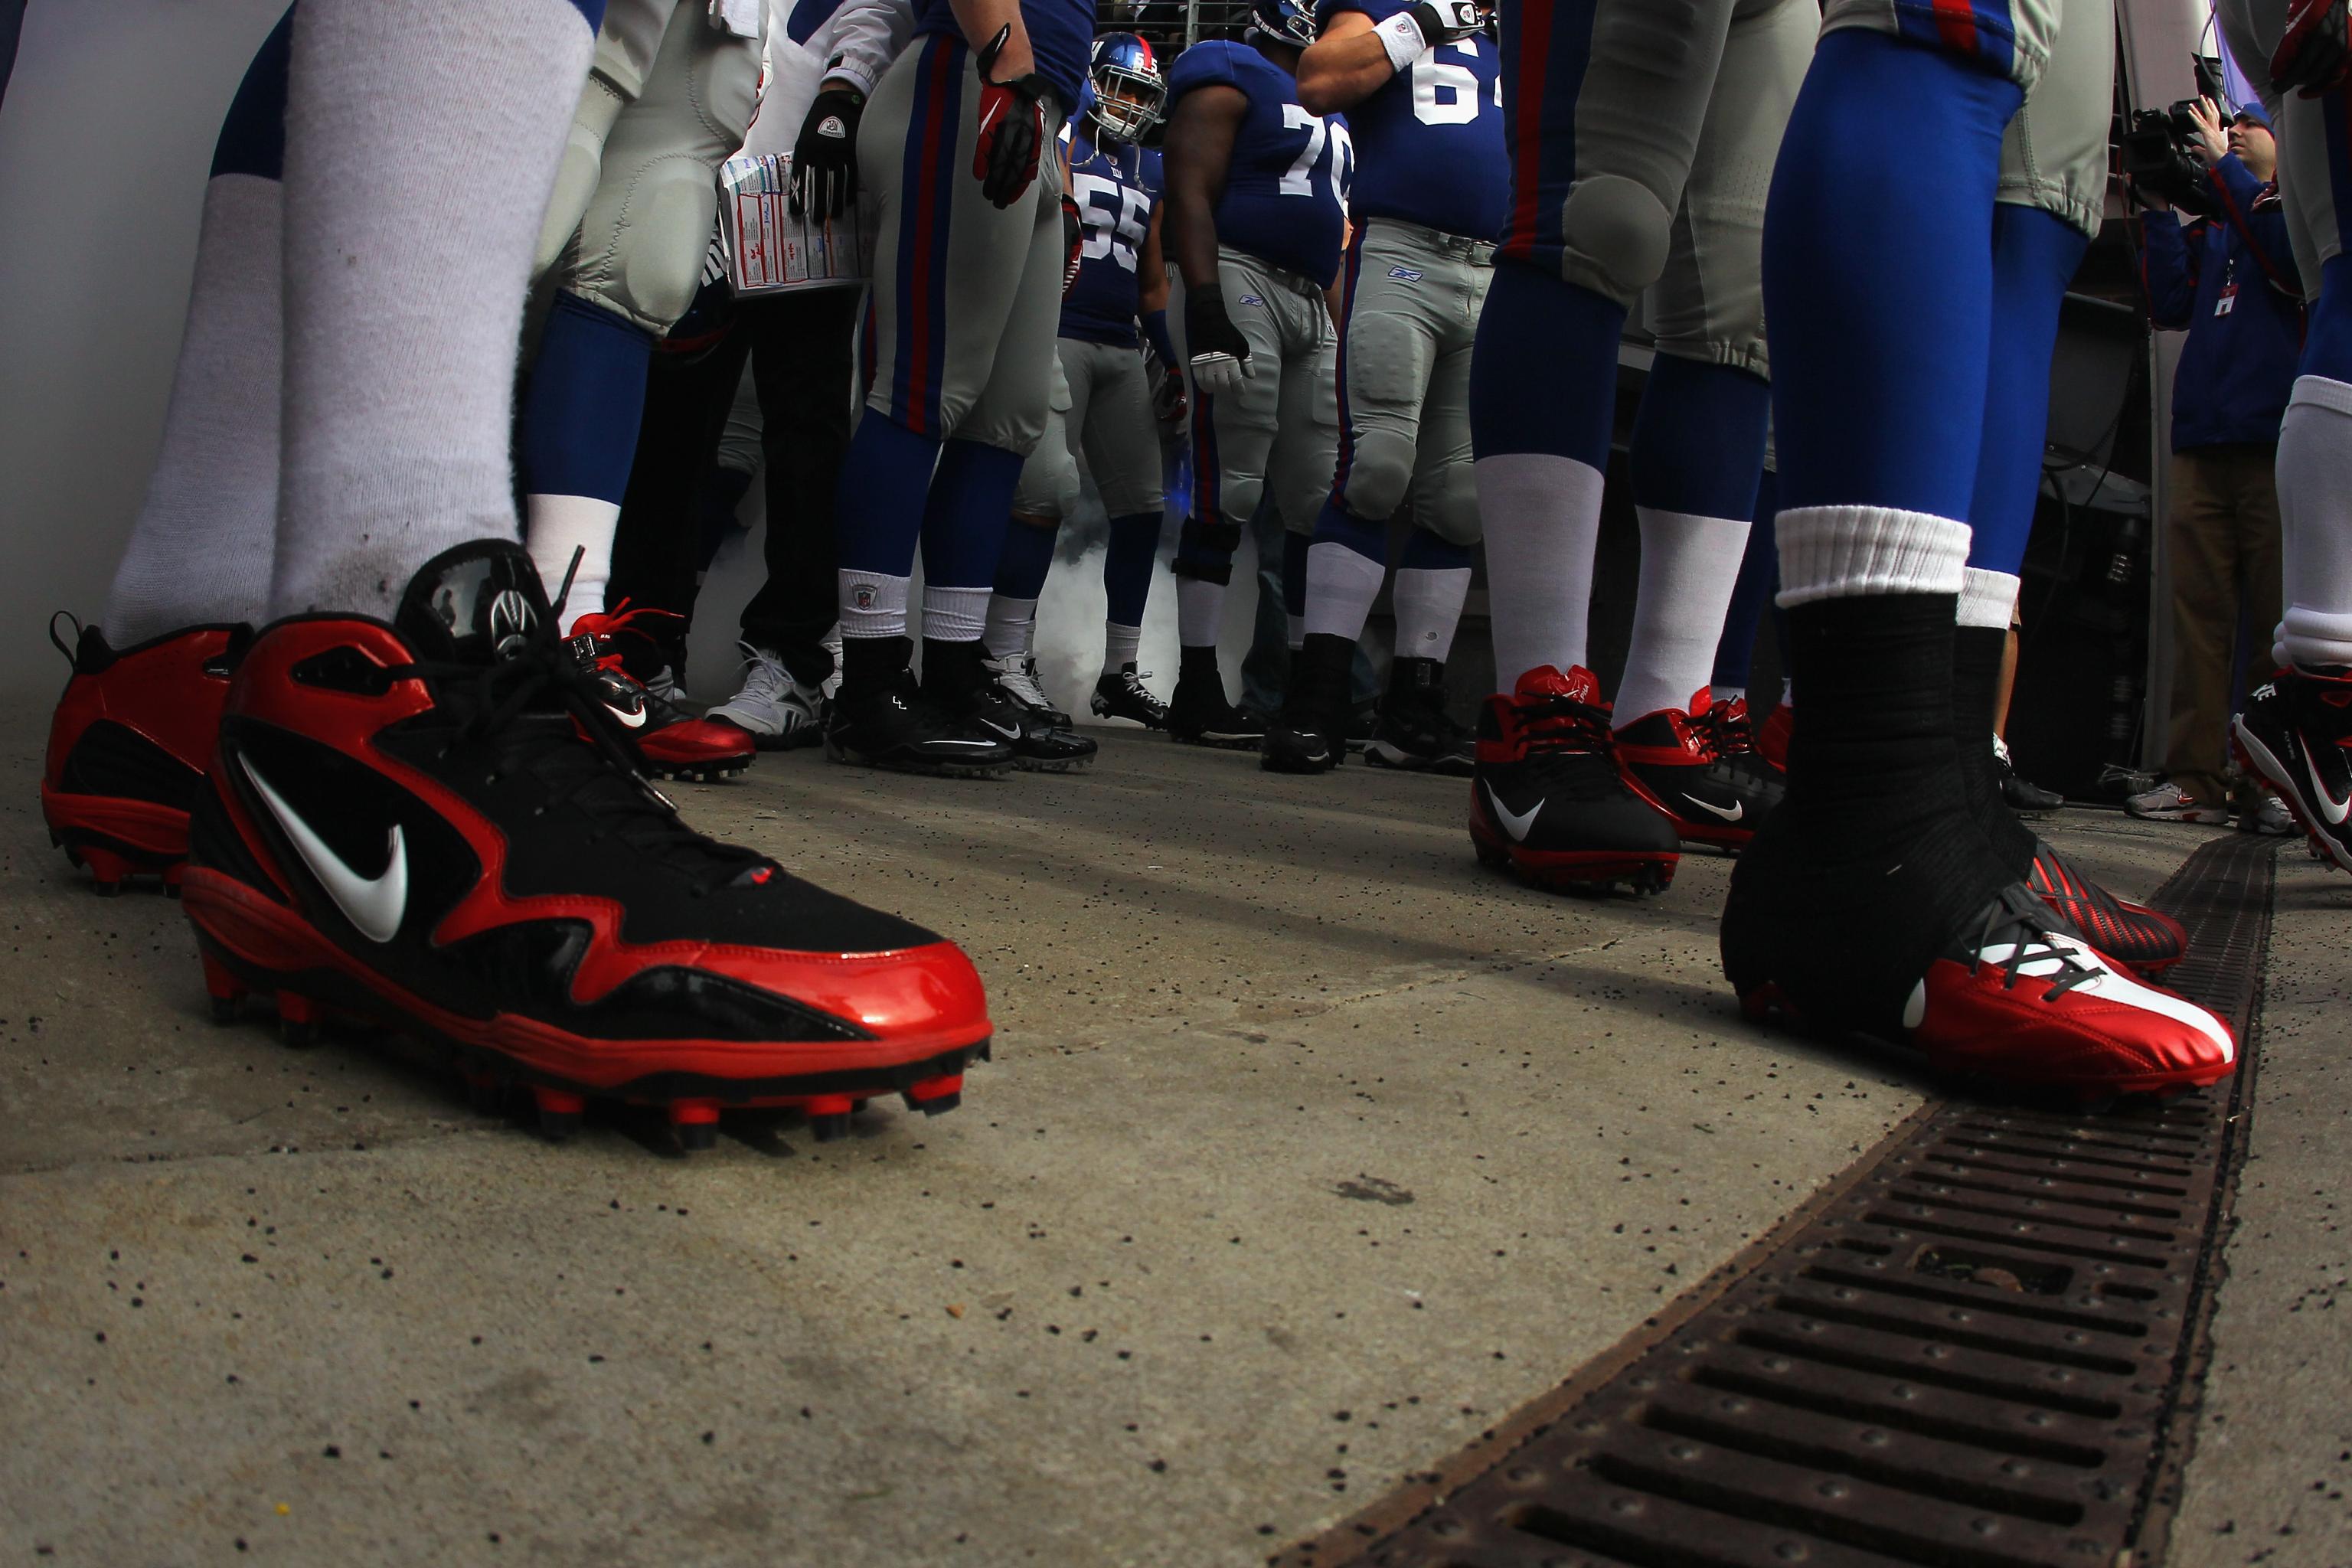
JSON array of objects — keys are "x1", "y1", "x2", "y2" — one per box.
[
  {"x1": 1765, "y1": 28, "x2": 2022, "y2": 518},
  {"x1": 834, "y1": 413, "x2": 941, "y2": 577},
  {"x1": 519, "y1": 291, "x2": 654, "y2": 507},
  {"x1": 992, "y1": 512, "x2": 1059, "y2": 601},
  {"x1": 1628, "y1": 356, "x2": 1769, "y2": 521},
  {"x1": 1712, "y1": 469, "x2": 1781, "y2": 693},
  {"x1": 1469, "y1": 262, "x2": 1625, "y2": 466},
  {"x1": 1103, "y1": 511, "x2": 1160, "y2": 627},
  {"x1": 919, "y1": 439, "x2": 1023, "y2": 592},
  {"x1": 1967, "y1": 204, "x2": 2089, "y2": 576}
]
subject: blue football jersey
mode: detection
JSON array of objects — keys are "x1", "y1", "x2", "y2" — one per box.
[
  {"x1": 910, "y1": 0, "x2": 1094, "y2": 113},
  {"x1": 1165, "y1": 41, "x2": 1351, "y2": 289},
  {"x1": 1061, "y1": 126, "x2": 1163, "y2": 348},
  {"x1": 1317, "y1": 0, "x2": 1504, "y2": 240}
]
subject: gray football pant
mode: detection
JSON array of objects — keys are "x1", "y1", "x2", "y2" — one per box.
[
  {"x1": 1333, "y1": 218, "x2": 1490, "y2": 545},
  {"x1": 534, "y1": 0, "x2": 763, "y2": 334},
  {"x1": 1012, "y1": 338, "x2": 1168, "y2": 519},
  {"x1": 1171, "y1": 247, "x2": 1338, "y2": 540},
  {"x1": 859, "y1": 33, "x2": 1068, "y2": 454}
]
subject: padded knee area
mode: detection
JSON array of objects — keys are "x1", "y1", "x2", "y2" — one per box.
[
  {"x1": 1338, "y1": 431, "x2": 1415, "y2": 524},
  {"x1": 1561, "y1": 175, "x2": 1674, "y2": 305},
  {"x1": 591, "y1": 166, "x2": 721, "y2": 332},
  {"x1": 1420, "y1": 460, "x2": 1484, "y2": 547}
]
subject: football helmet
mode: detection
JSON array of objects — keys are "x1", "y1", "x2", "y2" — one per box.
[
  {"x1": 1250, "y1": 0, "x2": 1318, "y2": 48},
  {"x1": 1087, "y1": 31, "x2": 1164, "y2": 142}
]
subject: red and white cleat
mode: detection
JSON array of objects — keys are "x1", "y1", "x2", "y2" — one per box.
[{"x1": 2023, "y1": 840, "x2": 2185, "y2": 979}]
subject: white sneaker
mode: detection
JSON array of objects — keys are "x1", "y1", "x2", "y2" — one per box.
[
  {"x1": 707, "y1": 642, "x2": 824, "y2": 750},
  {"x1": 2124, "y1": 779, "x2": 2230, "y2": 825},
  {"x1": 819, "y1": 626, "x2": 844, "y2": 701},
  {"x1": 644, "y1": 665, "x2": 682, "y2": 705},
  {"x1": 2243, "y1": 792, "x2": 2296, "y2": 836}
]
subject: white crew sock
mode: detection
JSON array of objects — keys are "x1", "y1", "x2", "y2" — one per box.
[
  {"x1": 270, "y1": 0, "x2": 596, "y2": 619},
  {"x1": 2276, "y1": 376, "x2": 2352, "y2": 671},
  {"x1": 1303, "y1": 541, "x2": 1386, "y2": 642},
  {"x1": 1775, "y1": 505, "x2": 1971, "y2": 606},
  {"x1": 1614, "y1": 506, "x2": 1753, "y2": 727},
  {"x1": 525, "y1": 493, "x2": 619, "y2": 624},
  {"x1": 1392, "y1": 565, "x2": 1471, "y2": 664},
  {"x1": 1176, "y1": 577, "x2": 1223, "y2": 647},
  {"x1": 1103, "y1": 622, "x2": 1142, "y2": 673},
  {"x1": 1475, "y1": 452, "x2": 1606, "y2": 688},
  {"x1": 923, "y1": 585, "x2": 991, "y2": 643},
  {"x1": 104, "y1": 175, "x2": 283, "y2": 644},
  {"x1": 838, "y1": 570, "x2": 911, "y2": 639},
  {"x1": 1956, "y1": 565, "x2": 2020, "y2": 630},
  {"x1": 983, "y1": 593, "x2": 1039, "y2": 659}
]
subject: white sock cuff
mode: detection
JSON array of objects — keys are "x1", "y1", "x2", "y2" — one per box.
[
  {"x1": 1392, "y1": 564, "x2": 1472, "y2": 664},
  {"x1": 1774, "y1": 506, "x2": 1971, "y2": 609},
  {"x1": 2289, "y1": 374, "x2": 2352, "y2": 417},
  {"x1": 1103, "y1": 621, "x2": 1142, "y2": 673},
  {"x1": 923, "y1": 585, "x2": 991, "y2": 643},
  {"x1": 1957, "y1": 567, "x2": 2021, "y2": 629},
  {"x1": 1304, "y1": 540, "x2": 1387, "y2": 642},
  {"x1": 838, "y1": 570, "x2": 912, "y2": 639},
  {"x1": 2282, "y1": 605, "x2": 2352, "y2": 670}
]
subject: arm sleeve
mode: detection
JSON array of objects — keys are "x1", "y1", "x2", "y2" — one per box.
[
  {"x1": 812, "y1": 0, "x2": 912, "y2": 97},
  {"x1": 2205, "y1": 155, "x2": 2298, "y2": 297},
  {"x1": 2138, "y1": 212, "x2": 2198, "y2": 330}
]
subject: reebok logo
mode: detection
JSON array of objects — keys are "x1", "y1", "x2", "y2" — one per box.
[
  {"x1": 240, "y1": 756, "x2": 408, "y2": 945},
  {"x1": 1387, "y1": 266, "x2": 1423, "y2": 281}
]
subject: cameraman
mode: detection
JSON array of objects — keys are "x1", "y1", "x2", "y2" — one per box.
[{"x1": 2130, "y1": 99, "x2": 2300, "y2": 826}]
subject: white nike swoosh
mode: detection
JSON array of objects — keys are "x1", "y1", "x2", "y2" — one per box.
[
  {"x1": 1485, "y1": 783, "x2": 1540, "y2": 843},
  {"x1": 1686, "y1": 795, "x2": 1744, "y2": 822},
  {"x1": 2306, "y1": 751, "x2": 2351, "y2": 825},
  {"x1": 240, "y1": 756, "x2": 408, "y2": 945},
  {"x1": 606, "y1": 701, "x2": 648, "y2": 730},
  {"x1": 977, "y1": 718, "x2": 1021, "y2": 740}
]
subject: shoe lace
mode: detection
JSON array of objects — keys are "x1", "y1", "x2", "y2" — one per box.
[
  {"x1": 389, "y1": 629, "x2": 766, "y2": 896},
  {"x1": 1966, "y1": 895, "x2": 2102, "y2": 1002},
  {"x1": 730, "y1": 642, "x2": 792, "y2": 707},
  {"x1": 1515, "y1": 691, "x2": 1615, "y2": 756},
  {"x1": 1690, "y1": 698, "x2": 1751, "y2": 760},
  {"x1": 986, "y1": 653, "x2": 1050, "y2": 710}
]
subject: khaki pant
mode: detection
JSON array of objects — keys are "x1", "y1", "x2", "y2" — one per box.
[{"x1": 2164, "y1": 444, "x2": 2285, "y2": 805}]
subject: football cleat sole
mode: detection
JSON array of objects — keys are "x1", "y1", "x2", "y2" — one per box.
[
  {"x1": 1364, "y1": 743, "x2": 1473, "y2": 776},
  {"x1": 42, "y1": 792, "x2": 191, "y2": 896},
  {"x1": 1471, "y1": 824, "x2": 1677, "y2": 897},
  {"x1": 822, "y1": 734, "x2": 1015, "y2": 779},
  {"x1": 1170, "y1": 729, "x2": 1264, "y2": 751},
  {"x1": 2234, "y1": 726, "x2": 2352, "y2": 874},
  {"x1": 188, "y1": 872, "x2": 988, "y2": 1149}
]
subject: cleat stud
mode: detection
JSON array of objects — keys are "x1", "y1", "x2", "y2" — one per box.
[
  {"x1": 464, "y1": 1073, "x2": 505, "y2": 1115},
  {"x1": 531, "y1": 1086, "x2": 586, "y2": 1142},
  {"x1": 200, "y1": 953, "x2": 248, "y2": 1026},
  {"x1": 903, "y1": 1073, "x2": 963, "y2": 1113},
  {"x1": 808, "y1": 1113, "x2": 851, "y2": 1144},
  {"x1": 918, "y1": 1091, "x2": 962, "y2": 1117},
  {"x1": 668, "y1": 1100, "x2": 721, "y2": 1152},
  {"x1": 92, "y1": 880, "x2": 122, "y2": 898},
  {"x1": 163, "y1": 864, "x2": 185, "y2": 899},
  {"x1": 276, "y1": 991, "x2": 322, "y2": 1048}
]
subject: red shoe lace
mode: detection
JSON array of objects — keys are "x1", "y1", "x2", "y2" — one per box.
[
  {"x1": 567, "y1": 599, "x2": 681, "y2": 676},
  {"x1": 1690, "y1": 697, "x2": 1753, "y2": 760},
  {"x1": 1515, "y1": 691, "x2": 1616, "y2": 756}
]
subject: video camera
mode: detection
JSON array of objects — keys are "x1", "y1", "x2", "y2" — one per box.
[{"x1": 2120, "y1": 55, "x2": 2230, "y2": 217}]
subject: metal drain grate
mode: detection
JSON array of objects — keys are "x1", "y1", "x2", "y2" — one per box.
[{"x1": 1286, "y1": 832, "x2": 2277, "y2": 1568}]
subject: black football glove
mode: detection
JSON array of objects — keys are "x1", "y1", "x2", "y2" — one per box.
[
  {"x1": 972, "y1": 25, "x2": 1050, "y2": 209},
  {"x1": 791, "y1": 84, "x2": 865, "y2": 220},
  {"x1": 1184, "y1": 284, "x2": 1253, "y2": 399},
  {"x1": 2275, "y1": 0, "x2": 2350, "y2": 96},
  {"x1": 1410, "y1": 0, "x2": 1485, "y2": 44}
]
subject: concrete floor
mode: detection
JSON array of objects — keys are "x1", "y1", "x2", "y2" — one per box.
[{"x1": 0, "y1": 704, "x2": 2340, "y2": 1567}]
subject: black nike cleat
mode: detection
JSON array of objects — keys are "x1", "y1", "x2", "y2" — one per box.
[
  {"x1": 2234, "y1": 668, "x2": 2352, "y2": 873},
  {"x1": 1615, "y1": 688, "x2": 1785, "y2": 850},
  {"x1": 1091, "y1": 663, "x2": 1170, "y2": 730},
  {"x1": 1366, "y1": 656, "x2": 1473, "y2": 775},
  {"x1": 1261, "y1": 632, "x2": 1351, "y2": 774},
  {"x1": 826, "y1": 644, "x2": 1015, "y2": 779},
  {"x1": 928, "y1": 640, "x2": 1096, "y2": 773},
  {"x1": 1469, "y1": 665, "x2": 1679, "y2": 894},
  {"x1": 181, "y1": 539, "x2": 991, "y2": 1144},
  {"x1": 1167, "y1": 646, "x2": 1266, "y2": 750}
]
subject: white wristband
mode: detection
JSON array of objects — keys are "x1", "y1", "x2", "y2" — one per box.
[{"x1": 1375, "y1": 11, "x2": 1429, "y2": 75}]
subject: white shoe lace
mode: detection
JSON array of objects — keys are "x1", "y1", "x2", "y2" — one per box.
[{"x1": 716, "y1": 643, "x2": 817, "y2": 733}]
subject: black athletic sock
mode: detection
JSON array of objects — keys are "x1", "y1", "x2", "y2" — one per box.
[
  {"x1": 1179, "y1": 644, "x2": 1222, "y2": 684},
  {"x1": 840, "y1": 633, "x2": 911, "y2": 693},
  {"x1": 1952, "y1": 622, "x2": 2037, "y2": 874},
  {"x1": 920, "y1": 636, "x2": 986, "y2": 701}
]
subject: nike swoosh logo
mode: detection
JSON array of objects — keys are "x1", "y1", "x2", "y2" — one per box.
[
  {"x1": 1686, "y1": 795, "x2": 1744, "y2": 822},
  {"x1": 606, "y1": 700, "x2": 648, "y2": 730},
  {"x1": 2307, "y1": 751, "x2": 2351, "y2": 824},
  {"x1": 1485, "y1": 783, "x2": 1540, "y2": 843},
  {"x1": 977, "y1": 718, "x2": 1021, "y2": 740},
  {"x1": 240, "y1": 757, "x2": 408, "y2": 945}
]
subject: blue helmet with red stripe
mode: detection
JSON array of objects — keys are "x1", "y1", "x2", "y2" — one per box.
[
  {"x1": 1087, "y1": 31, "x2": 1163, "y2": 143},
  {"x1": 1249, "y1": 0, "x2": 1318, "y2": 48}
]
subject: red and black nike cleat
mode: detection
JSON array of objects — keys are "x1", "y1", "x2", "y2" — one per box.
[
  {"x1": 181, "y1": 541, "x2": 990, "y2": 1148},
  {"x1": 1725, "y1": 857, "x2": 2234, "y2": 1102},
  {"x1": 41, "y1": 617, "x2": 247, "y2": 897},
  {"x1": 2024, "y1": 839, "x2": 2185, "y2": 978},
  {"x1": 1615, "y1": 689, "x2": 1785, "y2": 851},
  {"x1": 2234, "y1": 668, "x2": 2352, "y2": 874},
  {"x1": 566, "y1": 604, "x2": 755, "y2": 784},
  {"x1": 1469, "y1": 666, "x2": 1680, "y2": 894}
]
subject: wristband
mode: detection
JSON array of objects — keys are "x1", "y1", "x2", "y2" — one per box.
[{"x1": 1375, "y1": 11, "x2": 1428, "y2": 74}]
